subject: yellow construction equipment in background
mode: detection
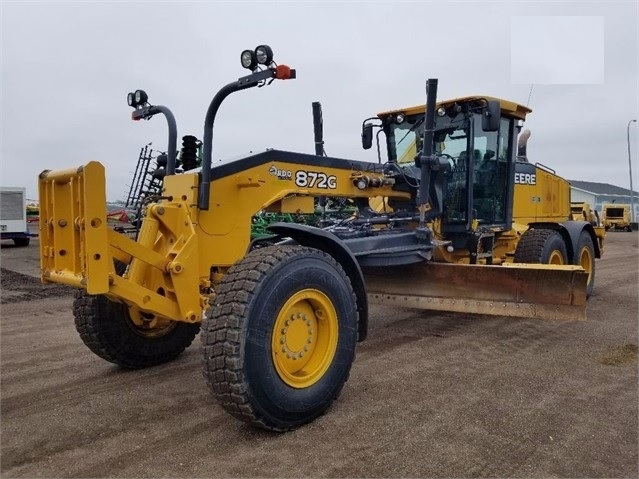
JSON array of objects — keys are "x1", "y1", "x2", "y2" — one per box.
[
  {"x1": 39, "y1": 46, "x2": 601, "y2": 432},
  {"x1": 571, "y1": 201, "x2": 598, "y2": 224},
  {"x1": 602, "y1": 203, "x2": 632, "y2": 231}
]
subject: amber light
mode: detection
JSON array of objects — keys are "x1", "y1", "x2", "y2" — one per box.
[{"x1": 275, "y1": 65, "x2": 296, "y2": 80}]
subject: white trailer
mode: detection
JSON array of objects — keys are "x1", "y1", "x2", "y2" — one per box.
[{"x1": 0, "y1": 187, "x2": 33, "y2": 246}]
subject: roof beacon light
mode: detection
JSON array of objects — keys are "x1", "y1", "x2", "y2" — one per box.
[
  {"x1": 255, "y1": 45, "x2": 274, "y2": 65},
  {"x1": 241, "y1": 49, "x2": 258, "y2": 70}
]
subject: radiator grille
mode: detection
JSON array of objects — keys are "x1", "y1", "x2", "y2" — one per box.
[{"x1": 0, "y1": 191, "x2": 25, "y2": 220}]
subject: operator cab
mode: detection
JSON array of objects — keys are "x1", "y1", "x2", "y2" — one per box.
[{"x1": 368, "y1": 97, "x2": 530, "y2": 239}]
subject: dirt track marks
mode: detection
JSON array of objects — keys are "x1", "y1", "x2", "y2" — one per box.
[{"x1": 1, "y1": 268, "x2": 73, "y2": 304}]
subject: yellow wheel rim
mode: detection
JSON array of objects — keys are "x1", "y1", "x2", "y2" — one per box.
[
  {"x1": 271, "y1": 289, "x2": 339, "y2": 389},
  {"x1": 126, "y1": 306, "x2": 177, "y2": 338},
  {"x1": 548, "y1": 250, "x2": 565, "y2": 265},
  {"x1": 579, "y1": 245, "x2": 593, "y2": 283}
]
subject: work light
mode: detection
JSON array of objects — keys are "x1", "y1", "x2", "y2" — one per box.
[
  {"x1": 134, "y1": 89, "x2": 148, "y2": 105},
  {"x1": 255, "y1": 45, "x2": 273, "y2": 65},
  {"x1": 241, "y1": 49, "x2": 257, "y2": 70},
  {"x1": 127, "y1": 92, "x2": 134, "y2": 107}
]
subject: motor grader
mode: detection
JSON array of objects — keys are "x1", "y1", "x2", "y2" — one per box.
[{"x1": 39, "y1": 46, "x2": 599, "y2": 431}]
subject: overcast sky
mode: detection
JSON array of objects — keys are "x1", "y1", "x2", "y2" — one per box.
[{"x1": 1, "y1": 1, "x2": 638, "y2": 201}]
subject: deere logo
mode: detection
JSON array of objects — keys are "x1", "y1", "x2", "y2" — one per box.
[
  {"x1": 268, "y1": 165, "x2": 292, "y2": 180},
  {"x1": 514, "y1": 172, "x2": 536, "y2": 185}
]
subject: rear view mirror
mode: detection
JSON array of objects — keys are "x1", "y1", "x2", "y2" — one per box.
[
  {"x1": 482, "y1": 100, "x2": 501, "y2": 132},
  {"x1": 362, "y1": 123, "x2": 373, "y2": 150}
]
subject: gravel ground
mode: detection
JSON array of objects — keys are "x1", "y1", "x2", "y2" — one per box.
[{"x1": 1, "y1": 232, "x2": 637, "y2": 478}]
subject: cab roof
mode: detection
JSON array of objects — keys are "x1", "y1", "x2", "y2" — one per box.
[{"x1": 377, "y1": 96, "x2": 532, "y2": 121}]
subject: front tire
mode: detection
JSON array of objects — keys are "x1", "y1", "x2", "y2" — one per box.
[
  {"x1": 73, "y1": 291, "x2": 200, "y2": 369},
  {"x1": 514, "y1": 229, "x2": 568, "y2": 265},
  {"x1": 202, "y1": 245, "x2": 358, "y2": 431}
]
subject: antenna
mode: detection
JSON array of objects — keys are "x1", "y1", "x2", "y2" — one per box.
[{"x1": 526, "y1": 84, "x2": 534, "y2": 107}]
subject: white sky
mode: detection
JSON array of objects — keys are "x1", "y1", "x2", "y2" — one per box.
[{"x1": 1, "y1": 1, "x2": 638, "y2": 201}]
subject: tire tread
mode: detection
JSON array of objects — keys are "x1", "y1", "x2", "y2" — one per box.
[
  {"x1": 202, "y1": 245, "x2": 356, "y2": 431},
  {"x1": 514, "y1": 229, "x2": 561, "y2": 263},
  {"x1": 73, "y1": 290, "x2": 200, "y2": 369}
]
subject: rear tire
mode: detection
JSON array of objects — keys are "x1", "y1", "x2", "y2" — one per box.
[
  {"x1": 73, "y1": 291, "x2": 200, "y2": 369},
  {"x1": 514, "y1": 229, "x2": 568, "y2": 265},
  {"x1": 13, "y1": 237, "x2": 30, "y2": 247},
  {"x1": 202, "y1": 245, "x2": 358, "y2": 431},
  {"x1": 574, "y1": 230, "x2": 596, "y2": 297}
]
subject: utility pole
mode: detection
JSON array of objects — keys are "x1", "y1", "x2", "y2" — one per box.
[{"x1": 628, "y1": 119, "x2": 637, "y2": 223}]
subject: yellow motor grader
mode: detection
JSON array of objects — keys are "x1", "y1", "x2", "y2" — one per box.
[{"x1": 39, "y1": 46, "x2": 600, "y2": 431}]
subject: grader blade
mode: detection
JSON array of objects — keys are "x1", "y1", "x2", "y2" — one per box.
[{"x1": 364, "y1": 262, "x2": 588, "y2": 321}]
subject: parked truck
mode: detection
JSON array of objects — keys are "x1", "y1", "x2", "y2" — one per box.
[{"x1": 1, "y1": 187, "x2": 34, "y2": 246}]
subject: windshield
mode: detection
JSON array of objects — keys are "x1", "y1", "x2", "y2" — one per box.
[
  {"x1": 391, "y1": 117, "x2": 423, "y2": 164},
  {"x1": 606, "y1": 208, "x2": 625, "y2": 217},
  {"x1": 386, "y1": 111, "x2": 512, "y2": 227},
  {"x1": 389, "y1": 114, "x2": 468, "y2": 165},
  {"x1": 389, "y1": 113, "x2": 470, "y2": 223}
]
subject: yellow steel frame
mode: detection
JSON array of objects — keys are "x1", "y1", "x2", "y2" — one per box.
[{"x1": 39, "y1": 158, "x2": 410, "y2": 323}]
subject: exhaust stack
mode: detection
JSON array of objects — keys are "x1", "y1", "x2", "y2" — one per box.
[{"x1": 517, "y1": 129, "x2": 531, "y2": 161}]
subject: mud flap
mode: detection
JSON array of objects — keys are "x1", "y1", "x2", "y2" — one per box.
[{"x1": 364, "y1": 262, "x2": 588, "y2": 321}]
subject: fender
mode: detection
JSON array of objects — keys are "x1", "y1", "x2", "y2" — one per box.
[
  {"x1": 266, "y1": 222, "x2": 369, "y2": 342},
  {"x1": 528, "y1": 221, "x2": 601, "y2": 261}
]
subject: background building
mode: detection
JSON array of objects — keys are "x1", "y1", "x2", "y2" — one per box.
[{"x1": 569, "y1": 180, "x2": 638, "y2": 220}]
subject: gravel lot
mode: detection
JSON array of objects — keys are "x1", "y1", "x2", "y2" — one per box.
[{"x1": 1, "y1": 232, "x2": 637, "y2": 478}]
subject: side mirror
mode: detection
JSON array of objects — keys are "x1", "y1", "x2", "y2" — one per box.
[
  {"x1": 482, "y1": 100, "x2": 501, "y2": 132},
  {"x1": 362, "y1": 123, "x2": 373, "y2": 150}
]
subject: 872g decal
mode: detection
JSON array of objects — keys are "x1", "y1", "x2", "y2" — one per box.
[{"x1": 294, "y1": 170, "x2": 337, "y2": 189}]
